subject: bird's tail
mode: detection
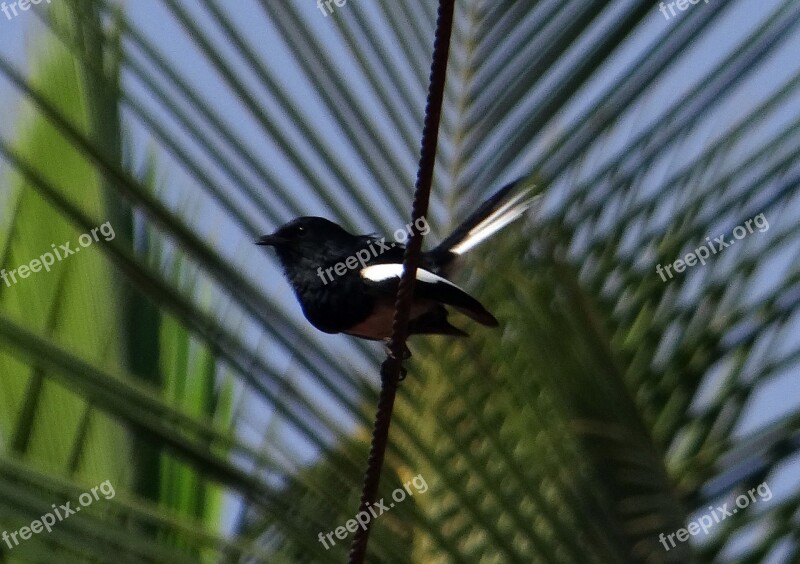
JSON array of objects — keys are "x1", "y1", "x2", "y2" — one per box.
[{"x1": 431, "y1": 179, "x2": 539, "y2": 265}]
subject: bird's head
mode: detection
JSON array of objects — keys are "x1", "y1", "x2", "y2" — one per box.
[{"x1": 256, "y1": 216, "x2": 358, "y2": 268}]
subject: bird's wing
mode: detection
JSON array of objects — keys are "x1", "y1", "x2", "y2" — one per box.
[{"x1": 360, "y1": 264, "x2": 498, "y2": 326}]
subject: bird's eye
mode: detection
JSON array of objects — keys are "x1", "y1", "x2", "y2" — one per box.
[{"x1": 296, "y1": 226, "x2": 307, "y2": 237}]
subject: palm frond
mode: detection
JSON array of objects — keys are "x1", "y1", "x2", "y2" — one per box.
[{"x1": 0, "y1": 0, "x2": 798, "y2": 562}]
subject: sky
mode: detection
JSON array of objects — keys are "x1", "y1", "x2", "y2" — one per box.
[{"x1": 0, "y1": 0, "x2": 798, "y2": 559}]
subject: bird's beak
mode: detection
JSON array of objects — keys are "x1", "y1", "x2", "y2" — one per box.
[{"x1": 256, "y1": 234, "x2": 286, "y2": 246}]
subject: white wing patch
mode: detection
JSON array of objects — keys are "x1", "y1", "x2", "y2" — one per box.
[{"x1": 361, "y1": 263, "x2": 465, "y2": 291}]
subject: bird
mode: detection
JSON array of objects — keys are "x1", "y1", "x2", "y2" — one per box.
[{"x1": 257, "y1": 180, "x2": 538, "y2": 351}]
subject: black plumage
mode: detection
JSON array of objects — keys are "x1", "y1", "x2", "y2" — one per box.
[{"x1": 257, "y1": 180, "x2": 537, "y2": 342}]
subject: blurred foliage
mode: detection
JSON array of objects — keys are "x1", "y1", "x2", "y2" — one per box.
[{"x1": 0, "y1": 0, "x2": 798, "y2": 563}]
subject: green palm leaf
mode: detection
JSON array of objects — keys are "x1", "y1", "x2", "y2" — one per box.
[{"x1": 0, "y1": 0, "x2": 798, "y2": 562}]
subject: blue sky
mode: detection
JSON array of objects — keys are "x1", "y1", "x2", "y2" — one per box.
[{"x1": 1, "y1": 1, "x2": 798, "y2": 558}]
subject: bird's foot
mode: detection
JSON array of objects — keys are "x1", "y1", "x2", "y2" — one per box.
[
  {"x1": 381, "y1": 342, "x2": 410, "y2": 381},
  {"x1": 382, "y1": 341, "x2": 412, "y2": 361}
]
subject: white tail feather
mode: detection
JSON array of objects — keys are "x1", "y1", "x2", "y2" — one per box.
[{"x1": 449, "y1": 190, "x2": 539, "y2": 255}]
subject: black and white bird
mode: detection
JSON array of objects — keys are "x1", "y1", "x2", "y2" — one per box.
[{"x1": 257, "y1": 180, "x2": 537, "y2": 344}]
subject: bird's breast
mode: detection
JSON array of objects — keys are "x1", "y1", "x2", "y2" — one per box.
[
  {"x1": 342, "y1": 301, "x2": 431, "y2": 340},
  {"x1": 291, "y1": 272, "x2": 374, "y2": 334}
]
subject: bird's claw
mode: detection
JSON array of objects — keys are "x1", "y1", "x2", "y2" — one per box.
[
  {"x1": 381, "y1": 342, "x2": 410, "y2": 382},
  {"x1": 383, "y1": 342, "x2": 412, "y2": 361}
]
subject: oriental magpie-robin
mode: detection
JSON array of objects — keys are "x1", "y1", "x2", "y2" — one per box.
[{"x1": 257, "y1": 180, "x2": 537, "y2": 344}]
